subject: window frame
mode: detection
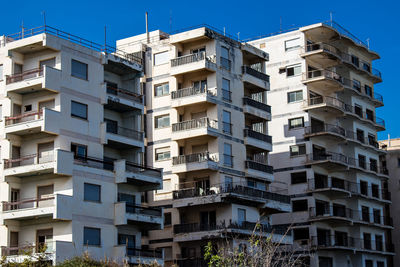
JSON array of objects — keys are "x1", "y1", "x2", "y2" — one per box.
[
  {"x1": 284, "y1": 38, "x2": 301, "y2": 51},
  {"x1": 71, "y1": 59, "x2": 88, "y2": 80},
  {"x1": 154, "y1": 114, "x2": 170, "y2": 129},
  {"x1": 288, "y1": 117, "x2": 304, "y2": 129},
  {"x1": 221, "y1": 78, "x2": 231, "y2": 102},
  {"x1": 84, "y1": 183, "x2": 101, "y2": 202},
  {"x1": 71, "y1": 143, "x2": 87, "y2": 159},
  {"x1": 155, "y1": 147, "x2": 171, "y2": 161},
  {"x1": 287, "y1": 90, "x2": 303, "y2": 103},
  {"x1": 291, "y1": 171, "x2": 307, "y2": 184},
  {"x1": 154, "y1": 83, "x2": 170, "y2": 97},
  {"x1": 164, "y1": 212, "x2": 172, "y2": 226},
  {"x1": 290, "y1": 144, "x2": 306, "y2": 157},
  {"x1": 71, "y1": 101, "x2": 88, "y2": 120},
  {"x1": 286, "y1": 64, "x2": 301, "y2": 77},
  {"x1": 83, "y1": 227, "x2": 101, "y2": 246},
  {"x1": 154, "y1": 51, "x2": 169, "y2": 66}
]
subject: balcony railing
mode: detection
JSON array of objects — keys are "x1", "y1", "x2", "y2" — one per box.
[
  {"x1": 172, "y1": 152, "x2": 218, "y2": 165},
  {"x1": 6, "y1": 68, "x2": 43, "y2": 84},
  {"x1": 304, "y1": 42, "x2": 341, "y2": 58},
  {"x1": 106, "y1": 123, "x2": 144, "y2": 141},
  {"x1": 245, "y1": 160, "x2": 273, "y2": 174},
  {"x1": 306, "y1": 152, "x2": 347, "y2": 165},
  {"x1": 172, "y1": 117, "x2": 218, "y2": 132},
  {"x1": 243, "y1": 97, "x2": 271, "y2": 112},
  {"x1": 309, "y1": 206, "x2": 353, "y2": 220},
  {"x1": 306, "y1": 96, "x2": 345, "y2": 111},
  {"x1": 74, "y1": 156, "x2": 114, "y2": 171},
  {"x1": 5, "y1": 110, "x2": 44, "y2": 126},
  {"x1": 4, "y1": 152, "x2": 55, "y2": 169},
  {"x1": 347, "y1": 157, "x2": 387, "y2": 175},
  {"x1": 172, "y1": 182, "x2": 290, "y2": 203},
  {"x1": 171, "y1": 52, "x2": 207, "y2": 67},
  {"x1": 303, "y1": 69, "x2": 343, "y2": 84},
  {"x1": 125, "y1": 203, "x2": 162, "y2": 217},
  {"x1": 310, "y1": 236, "x2": 393, "y2": 252},
  {"x1": 106, "y1": 85, "x2": 142, "y2": 103},
  {"x1": 2, "y1": 195, "x2": 55, "y2": 211},
  {"x1": 244, "y1": 129, "x2": 272, "y2": 143},
  {"x1": 345, "y1": 131, "x2": 379, "y2": 148},
  {"x1": 171, "y1": 86, "x2": 216, "y2": 99},
  {"x1": 242, "y1": 66, "x2": 270, "y2": 82},
  {"x1": 126, "y1": 247, "x2": 163, "y2": 259},
  {"x1": 125, "y1": 161, "x2": 162, "y2": 177},
  {"x1": 305, "y1": 124, "x2": 345, "y2": 137}
]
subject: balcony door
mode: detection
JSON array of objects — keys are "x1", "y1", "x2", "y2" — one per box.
[
  {"x1": 200, "y1": 211, "x2": 216, "y2": 230},
  {"x1": 37, "y1": 142, "x2": 54, "y2": 164},
  {"x1": 118, "y1": 234, "x2": 135, "y2": 256},
  {"x1": 37, "y1": 185, "x2": 54, "y2": 208},
  {"x1": 311, "y1": 118, "x2": 324, "y2": 133},
  {"x1": 191, "y1": 111, "x2": 207, "y2": 120},
  {"x1": 10, "y1": 189, "x2": 20, "y2": 210},
  {"x1": 195, "y1": 179, "x2": 210, "y2": 195},
  {"x1": 11, "y1": 145, "x2": 21, "y2": 167},
  {"x1": 36, "y1": 229, "x2": 53, "y2": 253},
  {"x1": 10, "y1": 232, "x2": 19, "y2": 254}
]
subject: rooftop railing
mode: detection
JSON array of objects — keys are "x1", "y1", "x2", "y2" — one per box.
[
  {"x1": 242, "y1": 65, "x2": 270, "y2": 82},
  {"x1": 243, "y1": 97, "x2": 271, "y2": 112},
  {"x1": 172, "y1": 117, "x2": 218, "y2": 132}
]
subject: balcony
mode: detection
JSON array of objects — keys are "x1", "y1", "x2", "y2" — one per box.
[
  {"x1": 301, "y1": 42, "x2": 342, "y2": 66},
  {"x1": 342, "y1": 78, "x2": 384, "y2": 107},
  {"x1": 347, "y1": 158, "x2": 389, "y2": 177},
  {"x1": 105, "y1": 84, "x2": 143, "y2": 111},
  {"x1": 302, "y1": 69, "x2": 344, "y2": 92},
  {"x1": 102, "y1": 122, "x2": 144, "y2": 148},
  {"x1": 172, "y1": 183, "x2": 290, "y2": 211},
  {"x1": 241, "y1": 66, "x2": 270, "y2": 90},
  {"x1": 245, "y1": 160, "x2": 273, "y2": 181},
  {"x1": 341, "y1": 53, "x2": 382, "y2": 83},
  {"x1": 172, "y1": 152, "x2": 219, "y2": 173},
  {"x1": 111, "y1": 246, "x2": 163, "y2": 266},
  {"x1": 5, "y1": 66, "x2": 61, "y2": 94},
  {"x1": 114, "y1": 202, "x2": 163, "y2": 230},
  {"x1": 309, "y1": 206, "x2": 353, "y2": 224},
  {"x1": 306, "y1": 152, "x2": 348, "y2": 169},
  {"x1": 307, "y1": 178, "x2": 354, "y2": 198},
  {"x1": 3, "y1": 149, "x2": 73, "y2": 179},
  {"x1": 242, "y1": 97, "x2": 271, "y2": 120},
  {"x1": 0, "y1": 194, "x2": 72, "y2": 223},
  {"x1": 302, "y1": 96, "x2": 345, "y2": 115},
  {"x1": 304, "y1": 124, "x2": 346, "y2": 140},
  {"x1": 4, "y1": 108, "x2": 61, "y2": 137},
  {"x1": 243, "y1": 129, "x2": 272, "y2": 151},
  {"x1": 171, "y1": 87, "x2": 217, "y2": 108},
  {"x1": 345, "y1": 106, "x2": 386, "y2": 131},
  {"x1": 345, "y1": 131, "x2": 383, "y2": 153},
  {"x1": 170, "y1": 52, "x2": 217, "y2": 76},
  {"x1": 171, "y1": 117, "x2": 218, "y2": 141}
]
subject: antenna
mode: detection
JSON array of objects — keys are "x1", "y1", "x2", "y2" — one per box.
[
  {"x1": 169, "y1": 10, "x2": 172, "y2": 32},
  {"x1": 223, "y1": 27, "x2": 226, "y2": 36},
  {"x1": 21, "y1": 20, "x2": 25, "y2": 39},
  {"x1": 330, "y1": 12, "x2": 333, "y2": 25},
  {"x1": 42, "y1": 11, "x2": 46, "y2": 26},
  {"x1": 104, "y1": 25, "x2": 107, "y2": 52},
  {"x1": 366, "y1": 38, "x2": 370, "y2": 49},
  {"x1": 280, "y1": 17, "x2": 282, "y2": 32},
  {"x1": 237, "y1": 32, "x2": 240, "y2": 41},
  {"x1": 145, "y1": 12, "x2": 149, "y2": 44}
]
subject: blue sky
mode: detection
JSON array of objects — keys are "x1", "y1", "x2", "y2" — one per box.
[{"x1": 1, "y1": 0, "x2": 398, "y2": 140}]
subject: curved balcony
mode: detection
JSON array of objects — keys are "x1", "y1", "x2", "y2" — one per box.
[
  {"x1": 301, "y1": 42, "x2": 342, "y2": 66},
  {"x1": 341, "y1": 53, "x2": 382, "y2": 83},
  {"x1": 171, "y1": 117, "x2": 218, "y2": 141},
  {"x1": 309, "y1": 206, "x2": 353, "y2": 224},
  {"x1": 345, "y1": 130, "x2": 384, "y2": 153},
  {"x1": 304, "y1": 124, "x2": 346, "y2": 140},
  {"x1": 347, "y1": 157, "x2": 389, "y2": 178},
  {"x1": 306, "y1": 152, "x2": 348, "y2": 169},
  {"x1": 307, "y1": 178, "x2": 354, "y2": 198},
  {"x1": 302, "y1": 96, "x2": 345, "y2": 114},
  {"x1": 344, "y1": 105, "x2": 385, "y2": 131},
  {"x1": 302, "y1": 69, "x2": 344, "y2": 92},
  {"x1": 342, "y1": 78, "x2": 384, "y2": 107}
]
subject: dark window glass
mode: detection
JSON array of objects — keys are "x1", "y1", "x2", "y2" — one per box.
[
  {"x1": 71, "y1": 59, "x2": 88, "y2": 80},
  {"x1": 71, "y1": 101, "x2": 88, "y2": 119},
  {"x1": 84, "y1": 183, "x2": 101, "y2": 202},
  {"x1": 164, "y1": 212, "x2": 172, "y2": 226},
  {"x1": 83, "y1": 227, "x2": 100, "y2": 246},
  {"x1": 291, "y1": 172, "x2": 307, "y2": 184}
]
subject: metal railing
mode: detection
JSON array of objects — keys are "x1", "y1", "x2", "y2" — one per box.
[
  {"x1": 310, "y1": 235, "x2": 393, "y2": 252},
  {"x1": 242, "y1": 66, "x2": 270, "y2": 82},
  {"x1": 303, "y1": 69, "x2": 343, "y2": 84},
  {"x1": 244, "y1": 129, "x2": 272, "y2": 143},
  {"x1": 347, "y1": 157, "x2": 387, "y2": 175},
  {"x1": 106, "y1": 85, "x2": 142, "y2": 103},
  {"x1": 127, "y1": 247, "x2": 163, "y2": 258},
  {"x1": 5, "y1": 109, "x2": 44, "y2": 126},
  {"x1": 171, "y1": 86, "x2": 216, "y2": 99},
  {"x1": 306, "y1": 152, "x2": 347, "y2": 165},
  {"x1": 305, "y1": 124, "x2": 345, "y2": 137},
  {"x1": 4, "y1": 152, "x2": 55, "y2": 169},
  {"x1": 171, "y1": 52, "x2": 206, "y2": 67},
  {"x1": 306, "y1": 96, "x2": 345, "y2": 110},
  {"x1": 74, "y1": 156, "x2": 114, "y2": 171},
  {"x1": 172, "y1": 117, "x2": 218, "y2": 132},
  {"x1": 125, "y1": 161, "x2": 162, "y2": 178},
  {"x1": 304, "y1": 42, "x2": 341, "y2": 58},
  {"x1": 125, "y1": 203, "x2": 162, "y2": 217},
  {"x1": 243, "y1": 97, "x2": 271, "y2": 112},
  {"x1": 172, "y1": 152, "x2": 218, "y2": 165},
  {"x1": 309, "y1": 206, "x2": 353, "y2": 220},
  {"x1": 106, "y1": 123, "x2": 144, "y2": 141},
  {"x1": 2, "y1": 195, "x2": 55, "y2": 211},
  {"x1": 6, "y1": 68, "x2": 43, "y2": 84},
  {"x1": 245, "y1": 160, "x2": 273, "y2": 174}
]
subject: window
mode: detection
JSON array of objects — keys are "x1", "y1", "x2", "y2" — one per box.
[
  {"x1": 375, "y1": 235, "x2": 383, "y2": 251},
  {"x1": 238, "y1": 208, "x2": 246, "y2": 225},
  {"x1": 71, "y1": 101, "x2": 88, "y2": 120},
  {"x1": 373, "y1": 209, "x2": 381, "y2": 224},
  {"x1": 318, "y1": 257, "x2": 333, "y2": 267},
  {"x1": 0, "y1": 64, "x2": 3, "y2": 81},
  {"x1": 83, "y1": 227, "x2": 101, "y2": 246},
  {"x1": 366, "y1": 109, "x2": 374, "y2": 121},
  {"x1": 362, "y1": 62, "x2": 371, "y2": 72},
  {"x1": 288, "y1": 117, "x2": 304, "y2": 129},
  {"x1": 287, "y1": 90, "x2": 303, "y2": 103},
  {"x1": 71, "y1": 143, "x2": 87, "y2": 159},
  {"x1": 154, "y1": 51, "x2": 169, "y2": 65},
  {"x1": 286, "y1": 65, "x2": 301, "y2": 77},
  {"x1": 154, "y1": 83, "x2": 169, "y2": 96},
  {"x1": 377, "y1": 261, "x2": 385, "y2": 267},
  {"x1": 220, "y1": 47, "x2": 231, "y2": 70},
  {"x1": 398, "y1": 157, "x2": 400, "y2": 167},
  {"x1": 370, "y1": 158, "x2": 378, "y2": 172},
  {"x1": 354, "y1": 104, "x2": 363, "y2": 117},
  {"x1": 292, "y1": 199, "x2": 308, "y2": 212},
  {"x1": 365, "y1": 85, "x2": 372, "y2": 97},
  {"x1": 225, "y1": 176, "x2": 233, "y2": 188},
  {"x1": 223, "y1": 143, "x2": 233, "y2": 167},
  {"x1": 155, "y1": 114, "x2": 170, "y2": 128},
  {"x1": 71, "y1": 59, "x2": 88, "y2": 80},
  {"x1": 164, "y1": 212, "x2": 172, "y2": 226},
  {"x1": 285, "y1": 38, "x2": 300, "y2": 51},
  {"x1": 222, "y1": 78, "x2": 231, "y2": 101},
  {"x1": 192, "y1": 47, "x2": 205, "y2": 54},
  {"x1": 358, "y1": 154, "x2": 366, "y2": 169},
  {"x1": 290, "y1": 144, "x2": 306, "y2": 156},
  {"x1": 222, "y1": 110, "x2": 232, "y2": 134},
  {"x1": 362, "y1": 206, "x2": 370, "y2": 222},
  {"x1": 351, "y1": 55, "x2": 359, "y2": 67},
  {"x1": 155, "y1": 147, "x2": 170, "y2": 161},
  {"x1": 84, "y1": 183, "x2": 101, "y2": 202},
  {"x1": 24, "y1": 105, "x2": 32, "y2": 112},
  {"x1": 353, "y1": 79, "x2": 361, "y2": 91},
  {"x1": 360, "y1": 180, "x2": 368, "y2": 195},
  {"x1": 365, "y1": 260, "x2": 373, "y2": 267},
  {"x1": 291, "y1": 171, "x2": 307, "y2": 184},
  {"x1": 259, "y1": 43, "x2": 266, "y2": 49}
]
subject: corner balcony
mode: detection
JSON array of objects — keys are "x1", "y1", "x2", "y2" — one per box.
[
  {"x1": 241, "y1": 66, "x2": 270, "y2": 90},
  {"x1": 242, "y1": 97, "x2": 271, "y2": 120},
  {"x1": 341, "y1": 53, "x2": 382, "y2": 83},
  {"x1": 171, "y1": 117, "x2": 218, "y2": 141},
  {"x1": 3, "y1": 149, "x2": 73, "y2": 179},
  {"x1": 302, "y1": 96, "x2": 345, "y2": 115},
  {"x1": 345, "y1": 131, "x2": 384, "y2": 153},
  {"x1": 114, "y1": 202, "x2": 163, "y2": 230},
  {"x1": 309, "y1": 206, "x2": 353, "y2": 225},
  {"x1": 353, "y1": 211, "x2": 393, "y2": 229},
  {"x1": 344, "y1": 105, "x2": 385, "y2": 131},
  {"x1": 302, "y1": 69, "x2": 344, "y2": 93},
  {"x1": 243, "y1": 129, "x2": 272, "y2": 151},
  {"x1": 105, "y1": 84, "x2": 143, "y2": 111},
  {"x1": 171, "y1": 87, "x2": 217, "y2": 108},
  {"x1": 245, "y1": 160, "x2": 273, "y2": 182},
  {"x1": 4, "y1": 108, "x2": 61, "y2": 137},
  {"x1": 0, "y1": 194, "x2": 73, "y2": 224},
  {"x1": 114, "y1": 159, "x2": 162, "y2": 190},
  {"x1": 170, "y1": 52, "x2": 217, "y2": 76},
  {"x1": 307, "y1": 178, "x2": 355, "y2": 198},
  {"x1": 301, "y1": 42, "x2": 342, "y2": 66},
  {"x1": 172, "y1": 152, "x2": 219, "y2": 174},
  {"x1": 304, "y1": 124, "x2": 346, "y2": 140},
  {"x1": 305, "y1": 152, "x2": 348, "y2": 170},
  {"x1": 113, "y1": 246, "x2": 163, "y2": 266},
  {"x1": 347, "y1": 158, "x2": 389, "y2": 178},
  {"x1": 102, "y1": 122, "x2": 144, "y2": 148},
  {"x1": 5, "y1": 66, "x2": 61, "y2": 95},
  {"x1": 172, "y1": 183, "x2": 290, "y2": 212}
]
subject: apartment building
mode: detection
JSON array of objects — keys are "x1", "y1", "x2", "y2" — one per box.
[
  {"x1": 117, "y1": 26, "x2": 292, "y2": 266},
  {"x1": 0, "y1": 26, "x2": 164, "y2": 265},
  {"x1": 250, "y1": 22, "x2": 393, "y2": 267},
  {"x1": 379, "y1": 138, "x2": 400, "y2": 264}
]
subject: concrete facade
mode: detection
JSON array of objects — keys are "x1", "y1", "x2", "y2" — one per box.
[
  {"x1": 0, "y1": 27, "x2": 163, "y2": 266},
  {"x1": 116, "y1": 27, "x2": 292, "y2": 266},
  {"x1": 251, "y1": 23, "x2": 393, "y2": 267}
]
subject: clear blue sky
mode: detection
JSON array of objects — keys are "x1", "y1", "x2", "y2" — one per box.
[{"x1": 1, "y1": 0, "x2": 398, "y2": 140}]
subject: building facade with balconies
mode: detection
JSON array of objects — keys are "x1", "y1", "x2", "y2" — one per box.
[
  {"x1": 117, "y1": 27, "x2": 291, "y2": 266},
  {"x1": 251, "y1": 22, "x2": 392, "y2": 267},
  {"x1": 0, "y1": 26, "x2": 163, "y2": 266}
]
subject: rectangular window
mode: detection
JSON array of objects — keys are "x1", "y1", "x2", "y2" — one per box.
[
  {"x1": 71, "y1": 143, "x2": 87, "y2": 159},
  {"x1": 377, "y1": 261, "x2": 385, "y2": 267},
  {"x1": 164, "y1": 212, "x2": 172, "y2": 226},
  {"x1": 222, "y1": 110, "x2": 232, "y2": 134},
  {"x1": 222, "y1": 78, "x2": 231, "y2": 101},
  {"x1": 285, "y1": 38, "x2": 301, "y2": 51},
  {"x1": 155, "y1": 147, "x2": 170, "y2": 161},
  {"x1": 358, "y1": 154, "x2": 366, "y2": 169},
  {"x1": 373, "y1": 209, "x2": 381, "y2": 224},
  {"x1": 365, "y1": 260, "x2": 373, "y2": 267},
  {"x1": 223, "y1": 143, "x2": 233, "y2": 167},
  {"x1": 290, "y1": 144, "x2": 306, "y2": 156},
  {"x1": 351, "y1": 55, "x2": 360, "y2": 67},
  {"x1": 155, "y1": 114, "x2": 170, "y2": 128},
  {"x1": 84, "y1": 183, "x2": 101, "y2": 202},
  {"x1": 220, "y1": 47, "x2": 231, "y2": 70},
  {"x1": 292, "y1": 199, "x2": 308, "y2": 212},
  {"x1": 286, "y1": 65, "x2": 301, "y2": 77},
  {"x1": 353, "y1": 79, "x2": 361, "y2": 91},
  {"x1": 83, "y1": 227, "x2": 101, "y2": 246},
  {"x1": 71, "y1": 59, "x2": 88, "y2": 80},
  {"x1": 238, "y1": 208, "x2": 246, "y2": 225},
  {"x1": 291, "y1": 171, "x2": 307, "y2": 184},
  {"x1": 154, "y1": 51, "x2": 169, "y2": 65},
  {"x1": 287, "y1": 90, "x2": 303, "y2": 103},
  {"x1": 154, "y1": 83, "x2": 169, "y2": 96},
  {"x1": 364, "y1": 85, "x2": 372, "y2": 97},
  {"x1": 360, "y1": 180, "x2": 368, "y2": 195},
  {"x1": 0, "y1": 64, "x2": 3, "y2": 81},
  {"x1": 375, "y1": 235, "x2": 383, "y2": 251},
  {"x1": 362, "y1": 62, "x2": 371, "y2": 72},
  {"x1": 71, "y1": 101, "x2": 88, "y2": 120},
  {"x1": 225, "y1": 176, "x2": 233, "y2": 188},
  {"x1": 366, "y1": 109, "x2": 374, "y2": 121},
  {"x1": 289, "y1": 117, "x2": 304, "y2": 129},
  {"x1": 354, "y1": 104, "x2": 363, "y2": 117}
]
